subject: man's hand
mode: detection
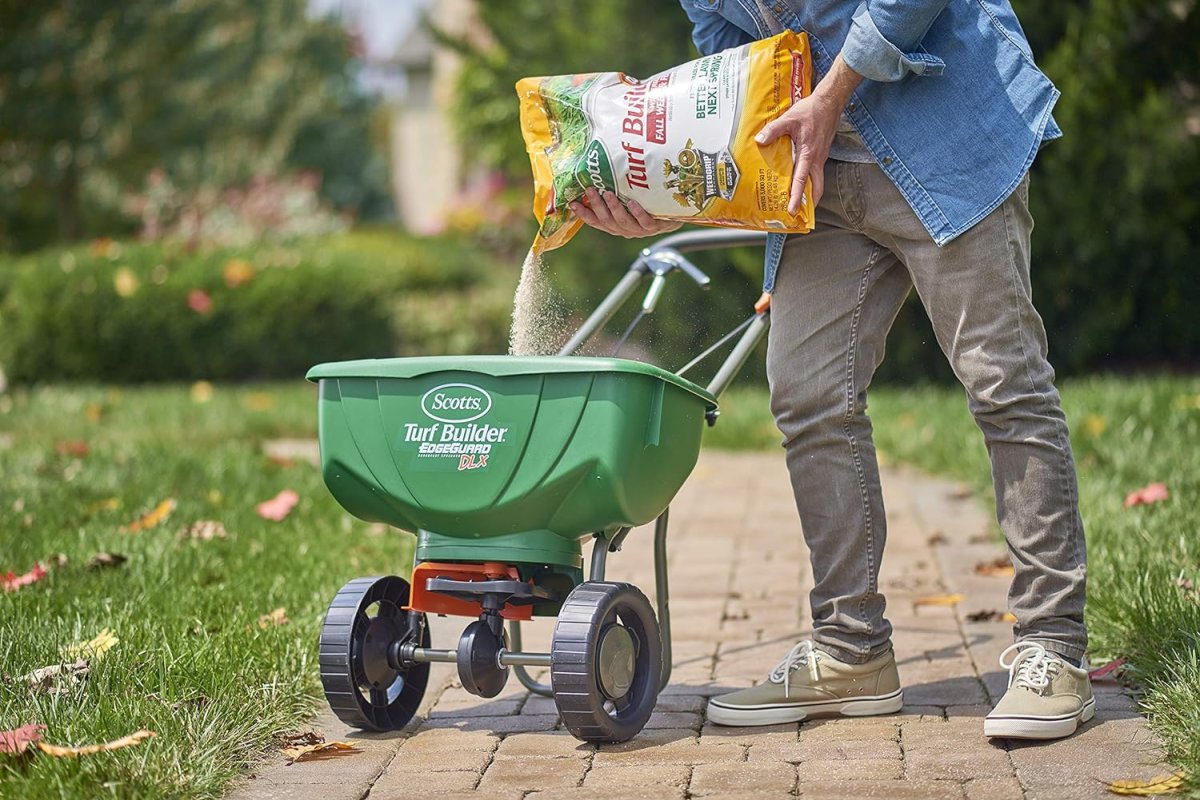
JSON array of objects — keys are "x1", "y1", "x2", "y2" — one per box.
[
  {"x1": 755, "y1": 54, "x2": 864, "y2": 214},
  {"x1": 570, "y1": 188, "x2": 682, "y2": 239}
]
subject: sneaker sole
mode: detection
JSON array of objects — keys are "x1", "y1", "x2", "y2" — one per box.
[
  {"x1": 983, "y1": 696, "x2": 1096, "y2": 739},
  {"x1": 706, "y1": 689, "x2": 904, "y2": 727}
]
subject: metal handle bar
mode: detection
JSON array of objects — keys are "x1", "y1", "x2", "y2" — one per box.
[{"x1": 558, "y1": 229, "x2": 769, "y2": 358}]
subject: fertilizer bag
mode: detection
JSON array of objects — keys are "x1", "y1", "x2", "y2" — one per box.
[{"x1": 517, "y1": 30, "x2": 814, "y2": 253}]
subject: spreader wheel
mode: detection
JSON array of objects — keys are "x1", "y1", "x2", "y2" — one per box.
[
  {"x1": 551, "y1": 581, "x2": 661, "y2": 743},
  {"x1": 319, "y1": 575, "x2": 430, "y2": 731}
]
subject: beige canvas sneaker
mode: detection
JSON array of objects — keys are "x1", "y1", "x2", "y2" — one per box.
[
  {"x1": 984, "y1": 642, "x2": 1095, "y2": 739},
  {"x1": 707, "y1": 641, "x2": 903, "y2": 726}
]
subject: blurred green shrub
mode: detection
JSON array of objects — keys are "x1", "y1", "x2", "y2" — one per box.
[{"x1": 0, "y1": 230, "x2": 513, "y2": 383}]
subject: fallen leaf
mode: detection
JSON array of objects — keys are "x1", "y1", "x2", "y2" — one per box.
[
  {"x1": 1124, "y1": 482, "x2": 1169, "y2": 508},
  {"x1": 1089, "y1": 657, "x2": 1128, "y2": 681},
  {"x1": 44, "y1": 553, "x2": 68, "y2": 568},
  {"x1": 965, "y1": 609, "x2": 1005, "y2": 623},
  {"x1": 1102, "y1": 771, "x2": 1186, "y2": 796},
  {"x1": 86, "y1": 497, "x2": 120, "y2": 515},
  {"x1": 257, "y1": 608, "x2": 289, "y2": 629},
  {"x1": 54, "y1": 440, "x2": 90, "y2": 457},
  {"x1": 61, "y1": 628, "x2": 119, "y2": 662},
  {"x1": 244, "y1": 392, "x2": 274, "y2": 411},
  {"x1": 278, "y1": 731, "x2": 324, "y2": 750},
  {"x1": 86, "y1": 552, "x2": 127, "y2": 570},
  {"x1": 926, "y1": 533, "x2": 948, "y2": 546},
  {"x1": 947, "y1": 485, "x2": 973, "y2": 500},
  {"x1": 148, "y1": 692, "x2": 210, "y2": 711},
  {"x1": 20, "y1": 659, "x2": 90, "y2": 695},
  {"x1": 187, "y1": 289, "x2": 213, "y2": 315},
  {"x1": 0, "y1": 724, "x2": 45, "y2": 755},
  {"x1": 113, "y1": 267, "x2": 140, "y2": 298},
  {"x1": 122, "y1": 499, "x2": 176, "y2": 533},
  {"x1": 913, "y1": 593, "x2": 964, "y2": 608},
  {"x1": 283, "y1": 740, "x2": 359, "y2": 764},
  {"x1": 89, "y1": 237, "x2": 119, "y2": 258},
  {"x1": 37, "y1": 729, "x2": 156, "y2": 758},
  {"x1": 256, "y1": 490, "x2": 299, "y2": 522},
  {"x1": 190, "y1": 381, "x2": 214, "y2": 404},
  {"x1": 1081, "y1": 413, "x2": 1108, "y2": 438},
  {"x1": 974, "y1": 557, "x2": 1015, "y2": 577},
  {"x1": 2, "y1": 563, "x2": 48, "y2": 593},
  {"x1": 178, "y1": 520, "x2": 227, "y2": 541},
  {"x1": 223, "y1": 258, "x2": 255, "y2": 288}
]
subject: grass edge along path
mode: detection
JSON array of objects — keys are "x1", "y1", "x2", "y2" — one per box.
[
  {"x1": 709, "y1": 376, "x2": 1200, "y2": 793},
  {"x1": 0, "y1": 383, "x2": 413, "y2": 799}
]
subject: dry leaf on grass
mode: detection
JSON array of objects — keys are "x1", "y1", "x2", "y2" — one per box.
[
  {"x1": 44, "y1": 553, "x2": 68, "y2": 567},
  {"x1": 122, "y1": 499, "x2": 176, "y2": 533},
  {"x1": 256, "y1": 490, "x2": 299, "y2": 521},
  {"x1": 86, "y1": 497, "x2": 121, "y2": 515},
  {"x1": 1103, "y1": 771, "x2": 1186, "y2": 796},
  {"x1": 86, "y1": 552, "x2": 128, "y2": 570},
  {"x1": 54, "y1": 440, "x2": 90, "y2": 457},
  {"x1": 37, "y1": 729, "x2": 156, "y2": 758},
  {"x1": 2, "y1": 563, "x2": 48, "y2": 593},
  {"x1": 61, "y1": 628, "x2": 118, "y2": 661},
  {"x1": 178, "y1": 520, "x2": 227, "y2": 542},
  {"x1": 974, "y1": 557, "x2": 1015, "y2": 577},
  {"x1": 0, "y1": 724, "x2": 45, "y2": 755},
  {"x1": 1124, "y1": 482, "x2": 1169, "y2": 508},
  {"x1": 257, "y1": 608, "x2": 289, "y2": 629},
  {"x1": 20, "y1": 659, "x2": 90, "y2": 695},
  {"x1": 283, "y1": 740, "x2": 359, "y2": 764},
  {"x1": 913, "y1": 593, "x2": 964, "y2": 608},
  {"x1": 1089, "y1": 657, "x2": 1128, "y2": 681}
]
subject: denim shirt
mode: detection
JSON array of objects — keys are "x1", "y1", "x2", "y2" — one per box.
[{"x1": 678, "y1": 0, "x2": 1062, "y2": 293}]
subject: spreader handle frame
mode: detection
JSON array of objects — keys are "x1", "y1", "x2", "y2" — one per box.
[{"x1": 557, "y1": 229, "x2": 771, "y2": 403}]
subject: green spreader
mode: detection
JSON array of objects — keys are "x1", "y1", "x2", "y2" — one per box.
[{"x1": 311, "y1": 230, "x2": 771, "y2": 743}]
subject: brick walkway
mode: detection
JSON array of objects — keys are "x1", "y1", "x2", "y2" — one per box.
[{"x1": 230, "y1": 451, "x2": 1171, "y2": 800}]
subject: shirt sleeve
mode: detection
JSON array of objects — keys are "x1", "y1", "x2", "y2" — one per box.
[
  {"x1": 841, "y1": 0, "x2": 949, "y2": 82},
  {"x1": 678, "y1": 0, "x2": 754, "y2": 57}
]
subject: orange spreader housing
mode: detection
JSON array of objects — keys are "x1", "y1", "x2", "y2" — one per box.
[{"x1": 406, "y1": 561, "x2": 534, "y2": 621}]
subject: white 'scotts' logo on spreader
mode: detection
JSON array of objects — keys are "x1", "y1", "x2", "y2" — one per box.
[{"x1": 420, "y1": 383, "x2": 492, "y2": 423}]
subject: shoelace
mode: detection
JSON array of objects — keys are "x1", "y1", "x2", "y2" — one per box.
[
  {"x1": 767, "y1": 640, "x2": 823, "y2": 698},
  {"x1": 998, "y1": 642, "x2": 1062, "y2": 693}
]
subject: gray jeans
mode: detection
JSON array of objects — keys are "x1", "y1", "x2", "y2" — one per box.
[{"x1": 767, "y1": 159, "x2": 1088, "y2": 664}]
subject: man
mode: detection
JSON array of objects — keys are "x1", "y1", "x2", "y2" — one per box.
[{"x1": 569, "y1": 0, "x2": 1091, "y2": 741}]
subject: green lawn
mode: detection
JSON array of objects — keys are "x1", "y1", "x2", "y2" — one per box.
[
  {"x1": 711, "y1": 376, "x2": 1200, "y2": 788},
  {"x1": 2, "y1": 375, "x2": 1196, "y2": 797},
  {"x1": 0, "y1": 382, "x2": 411, "y2": 798}
]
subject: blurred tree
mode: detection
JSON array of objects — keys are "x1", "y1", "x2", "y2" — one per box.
[
  {"x1": 1012, "y1": 0, "x2": 1200, "y2": 371},
  {"x1": 0, "y1": 1, "x2": 389, "y2": 251}
]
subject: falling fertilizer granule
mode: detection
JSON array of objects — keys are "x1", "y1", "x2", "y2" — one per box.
[{"x1": 509, "y1": 248, "x2": 569, "y2": 356}]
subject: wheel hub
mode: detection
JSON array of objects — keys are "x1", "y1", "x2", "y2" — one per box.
[
  {"x1": 597, "y1": 623, "x2": 636, "y2": 699},
  {"x1": 361, "y1": 614, "x2": 400, "y2": 689}
]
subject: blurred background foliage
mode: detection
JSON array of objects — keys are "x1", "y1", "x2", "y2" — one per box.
[
  {"x1": 0, "y1": 0, "x2": 1197, "y2": 383},
  {"x1": 0, "y1": 1, "x2": 391, "y2": 253}
]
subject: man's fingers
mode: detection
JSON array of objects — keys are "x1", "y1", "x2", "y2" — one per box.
[
  {"x1": 755, "y1": 119, "x2": 783, "y2": 146},
  {"x1": 789, "y1": 153, "x2": 811, "y2": 217},
  {"x1": 625, "y1": 200, "x2": 661, "y2": 233},
  {"x1": 811, "y1": 166, "x2": 825, "y2": 209},
  {"x1": 570, "y1": 200, "x2": 599, "y2": 227},
  {"x1": 584, "y1": 188, "x2": 615, "y2": 226}
]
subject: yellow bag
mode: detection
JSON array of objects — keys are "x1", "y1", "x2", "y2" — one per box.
[{"x1": 517, "y1": 30, "x2": 814, "y2": 253}]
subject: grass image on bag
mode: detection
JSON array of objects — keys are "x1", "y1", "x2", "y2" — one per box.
[{"x1": 517, "y1": 30, "x2": 814, "y2": 253}]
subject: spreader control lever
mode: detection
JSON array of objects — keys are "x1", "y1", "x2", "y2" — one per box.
[{"x1": 636, "y1": 247, "x2": 711, "y2": 314}]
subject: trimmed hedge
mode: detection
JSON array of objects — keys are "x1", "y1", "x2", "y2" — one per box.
[{"x1": 0, "y1": 230, "x2": 513, "y2": 383}]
